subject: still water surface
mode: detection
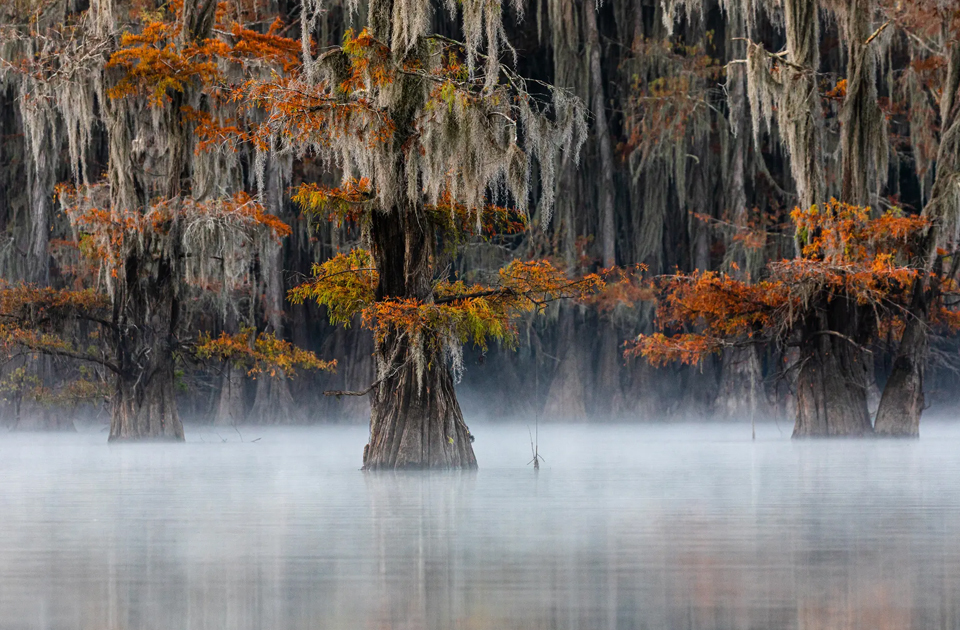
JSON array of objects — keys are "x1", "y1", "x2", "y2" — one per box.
[{"x1": 2, "y1": 421, "x2": 960, "y2": 629}]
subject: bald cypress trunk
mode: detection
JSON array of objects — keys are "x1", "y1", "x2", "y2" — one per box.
[
  {"x1": 793, "y1": 299, "x2": 873, "y2": 437},
  {"x1": 359, "y1": 0, "x2": 478, "y2": 468},
  {"x1": 873, "y1": 283, "x2": 927, "y2": 437},
  {"x1": 112, "y1": 361, "x2": 183, "y2": 441},
  {"x1": 363, "y1": 207, "x2": 476, "y2": 470},
  {"x1": 874, "y1": 42, "x2": 960, "y2": 437},
  {"x1": 109, "y1": 227, "x2": 185, "y2": 442}
]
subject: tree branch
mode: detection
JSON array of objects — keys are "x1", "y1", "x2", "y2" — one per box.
[
  {"x1": 17, "y1": 342, "x2": 121, "y2": 375},
  {"x1": 324, "y1": 360, "x2": 408, "y2": 398}
]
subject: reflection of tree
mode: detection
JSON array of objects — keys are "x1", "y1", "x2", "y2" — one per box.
[{"x1": 364, "y1": 472, "x2": 476, "y2": 629}]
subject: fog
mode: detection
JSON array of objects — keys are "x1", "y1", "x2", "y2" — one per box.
[{"x1": 3, "y1": 422, "x2": 960, "y2": 629}]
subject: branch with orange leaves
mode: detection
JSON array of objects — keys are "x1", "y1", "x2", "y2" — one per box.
[
  {"x1": 105, "y1": 4, "x2": 302, "y2": 107},
  {"x1": 195, "y1": 327, "x2": 335, "y2": 379},
  {"x1": 630, "y1": 202, "x2": 932, "y2": 368},
  {"x1": 0, "y1": 283, "x2": 120, "y2": 373}
]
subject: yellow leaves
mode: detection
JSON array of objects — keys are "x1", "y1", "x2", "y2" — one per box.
[
  {"x1": 0, "y1": 325, "x2": 74, "y2": 356},
  {"x1": 288, "y1": 249, "x2": 378, "y2": 326},
  {"x1": 826, "y1": 78, "x2": 847, "y2": 101},
  {"x1": 0, "y1": 283, "x2": 113, "y2": 372},
  {"x1": 424, "y1": 194, "x2": 528, "y2": 239},
  {"x1": 366, "y1": 295, "x2": 513, "y2": 351},
  {"x1": 196, "y1": 327, "x2": 335, "y2": 378},
  {"x1": 341, "y1": 28, "x2": 393, "y2": 92},
  {"x1": 292, "y1": 179, "x2": 374, "y2": 222},
  {"x1": 292, "y1": 252, "x2": 604, "y2": 353},
  {"x1": 497, "y1": 260, "x2": 604, "y2": 308}
]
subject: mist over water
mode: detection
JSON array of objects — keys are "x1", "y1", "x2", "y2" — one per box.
[{"x1": 3, "y1": 422, "x2": 960, "y2": 629}]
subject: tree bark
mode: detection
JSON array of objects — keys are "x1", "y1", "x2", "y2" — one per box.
[
  {"x1": 716, "y1": 347, "x2": 765, "y2": 420},
  {"x1": 248, "y1": 157, "x2": 304, "y2": 425},
  {"x1": 360, "y1": 2, "x2": 477, "y2": 468},
  {"x1": 111, "y1": 360, "x2": 183, "y2": 441},
  {"x1": 362, "y1": 206, "x2": 477, "y2": 470},
  {"x1": 873, "y1": 41, "x2": 960, "y2": 436},
  {"x1": 543, "y1": 306, "x2": 588, "y2": 421},
  {"x1": 782, "y1": 0, "x2": 825, "y2": 212},
  {"x1": 27, "y1": 133, "x2": 53, "y2": 285},
  {"x1": 793, "y1": 300, "x2": 873, "y2": 437},
  {"x1": 108, "y1": 228, "x2": 185, "y2": 442},
  {"x1": 249, "y1": 374, "x2": 303, "y2": 424},
  {"x1": 592, "y1": 321, "x2": 626, "y2": 418},
  {"x1": 873, "y1": 289, "x2": 926, "y2": 436},
  {"x1": 838, "y1": 0, "x2": 884, "y2": 209},
  {"x1": 214, "y1": 364, "x2": 246, "y2": 426},
  {"x1": 365, "y1": 338, "x2": 477, "y2": 470}
]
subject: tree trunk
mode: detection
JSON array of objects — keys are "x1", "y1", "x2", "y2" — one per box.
[
  {"x1": 12, "y1": 406, "x2": 77, "y2": 431},
  {"x1": 249, "y1": 374, "x2": 304, "y2": 424},
  {"x1": 27, "y1": 134, "x2": 53, "y2": 285},
  {"x1": 365, "y1": 338, "x2": 477, "y2": 470},
  {"x1": 874, "y1": 268, "x2": 937, "y2": 436},
  {"x1": 793, "y1": 301, "x2": 873, "y2": 437},
  {"x1": 248, "y1": 157, "x2": 305, "y2": 425},
  {"x1": 838, "y1": 0, "x2": 884, "y2": 209},
  {"x1": 360, "y1": 0, "x2": 476, "y2": 468},
  {"x1": 716, "y1": 347, "x2": 765, "y2": 420},
  {"x1": 874, "y1": 43, "x2": 960, "y2": 436},
  {"x1": 592, "y1": 321, "x2": 626, "y2": 418},
  {"x1": 110, "y1": 360, "x2": 183, "y2": 441},
  {"x1": 362, "y1": 207, "x2": 477, "y2": 469},
  {"x1": 782, "y1": 0, "x2": 825, "y2": 213},
  {"x1": 543, "y1": 306, "x2": 588, "y2": 421},
  {"x1": 873, "y1": 314, "x2": 924, "y2": 436},
  {"x1": 214, "y1": 364, "x2": 246, "y2": 427},
  {"x1": 108, "y1": 229, "x2": 185, "y2": 442}
]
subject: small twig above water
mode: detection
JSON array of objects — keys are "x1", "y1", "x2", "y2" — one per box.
[{"x1": 528, "y1": 425, "x2": 544, "y2": 470}]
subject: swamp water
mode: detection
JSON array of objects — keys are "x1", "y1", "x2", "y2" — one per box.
[{"x1": 2, "y1": 422, "x2": 960, "y2": 629}]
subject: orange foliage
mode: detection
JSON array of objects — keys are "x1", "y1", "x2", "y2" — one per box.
[
  {"x1": 0, "y1": 283, "x2": 113, "y2": 369},
  {"x1": 425, "y1": 194, "x2": 528, "y2": 239},
  {"x1": 292, "y1": 179, "x2": 375, "y2": 222},
  {"x1": 106, "y1": 0, "x2": 301, "y2": 106},
  {"x1": 633, "y1": 202, "x2": 930, "y2": 366},
  {"x1": 587, "y1": 266, "x2": 655, "y2": 314},
  {"x1": 196, "y1": 327, "x2": 334, "y2": 378},
  {"x1": 631, "y1": 271, "x2": 791, "y2": 365},
  {"x1": 0, "y1": 283, "x2": 109, "y2": 321}
]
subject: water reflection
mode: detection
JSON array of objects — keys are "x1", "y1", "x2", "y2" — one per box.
[{"x1": 2, "y1": 424, "x2": 960, "y2": 629}]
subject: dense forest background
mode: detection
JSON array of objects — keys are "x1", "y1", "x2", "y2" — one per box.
[{"x1": 1, "y1": 0, "x2": 958, "y2": 429}]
